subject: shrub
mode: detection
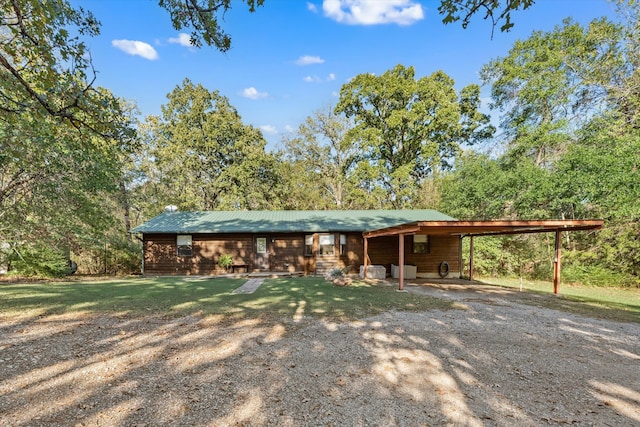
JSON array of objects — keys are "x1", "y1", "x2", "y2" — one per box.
[
  {"x1": 218, "y1": 254, "x2": 233, "y2": 270},
  {"x1": 8, "y1": 244, "x2": 70, "y2": 278},
  {"x1": 325, "y1": 268, "x2": 352, "y2": 286},
  {"x1": 73, "y1": 235, "x2": 142, "y2": 275},
  {"x1": 325, "y1": 268, "x2": 344, "y2": 280},
  {"x1": 563, "y1": 263, "x2": 638, "y2": 288}
]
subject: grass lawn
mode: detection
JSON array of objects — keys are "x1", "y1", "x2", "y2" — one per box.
[
  {"x1": 479, "y1": 276, "x2": 640, "y2": 323},
  {"x1": 0, "y1": 276, "x2": 454, "y2": 320},
  {"x1": 2, "y1": 275, "x2": 638, "y2": 323}
]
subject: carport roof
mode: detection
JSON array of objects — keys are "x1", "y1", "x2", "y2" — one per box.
[{"x1": 363, "y1": 219, "x2": 604, "y2": 238}]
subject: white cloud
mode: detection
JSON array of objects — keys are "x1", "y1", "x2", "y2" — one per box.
[
  {"x1": 284, "y1": 125, "x2": 295, "y2": 133},
  {"x1": 112, "y1": 39, "x2": 159, "y2": 60},
  {"x1": 304, "y1": 74, "x2": 335, "y2": 83},
  {"x1": 295, "y1": 55, "x2": 325, "y2": 66},
  {"x1": 241, "y1": 87, "x2": 268, "y2": 99},
  {"x1": 168, "y1": 33, "x2": 192, "y2": 47},
  {"x1": 322, "y1": 0, "x2": 424, "y2": 26},
  {"x1": 307, "y1": 2, "x2": 318, "y2": 13},
  {"x1": 260, "y1": 125, "x2": 277, "y2": 134}
]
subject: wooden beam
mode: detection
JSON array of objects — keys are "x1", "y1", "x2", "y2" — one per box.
[
  {"x1": 364, "y1": 225, "x2": 421, "y2": 239},
  {"x1": 398, "y1": 234, "x2": 405, "y2": 291},
  {"x1": 364, "y1": 219, "x2": 603, "y2": 239},
  {"x1": 553, "y1": 230, "x2": 562, "y2": 294}
]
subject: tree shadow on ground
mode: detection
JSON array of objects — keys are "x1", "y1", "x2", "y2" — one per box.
[{"x1": 1, "y1": 278, "x2": 639, "y2": 425}]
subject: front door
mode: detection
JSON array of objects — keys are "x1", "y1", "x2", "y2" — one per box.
[{"x1": 254, "y1": 236, "x2": 269, "y2": 271}]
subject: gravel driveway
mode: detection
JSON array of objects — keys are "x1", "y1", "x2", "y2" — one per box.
[{"x1": 1, "y1": 281, "x2": 639, "y2": 426}]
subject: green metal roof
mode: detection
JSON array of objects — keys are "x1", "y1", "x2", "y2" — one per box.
[{"x1": 130, "y1": 210, "x2": 456, "y2": 234}]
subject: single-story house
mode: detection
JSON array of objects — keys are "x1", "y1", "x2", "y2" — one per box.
[
  {"x1": 131, "y1": 209, "x2": 460, "y2": 277},
  {"x1": 130, "y1": 209, "x2": 603, "y2": 293}
]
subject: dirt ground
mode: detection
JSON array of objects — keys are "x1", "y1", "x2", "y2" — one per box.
[{"x1": 1, "y1": 281, "x2": 639, "y2": 426}]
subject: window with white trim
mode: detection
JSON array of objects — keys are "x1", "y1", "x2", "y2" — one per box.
[
  {"x1": 304, "y1": 235, "x2": 314, "y2": 256},
  {"x1": 340, "y1": 234, "x2": 347, "y2": 255},
  {"x1": 177, "y1": 235, "x2": 193, "y2": 256},
  {"x1": 319, "y1": 234, "x2": 335, "y2": 256}
]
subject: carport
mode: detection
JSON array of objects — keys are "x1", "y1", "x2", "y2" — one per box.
[{"x1": 363, "y1": 219, "x2": 604, "y2": 294}]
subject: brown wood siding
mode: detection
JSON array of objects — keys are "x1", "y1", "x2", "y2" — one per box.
[
  {"x1": 339, "y1": 234, "x2": 364, "y2": 274},
  {"x1": 269, "y1": 234, "x2": 307, "y2": 273},
  {"x1": 367, "y1": 235, "x2": 459, "y2": 276},
  {"x1": 144, "y1": 233, "x2": 312, "y2": 275},
  {"x1": 144, "y1": 233, "x2": 254, "y2": 275},
  {"x1": 143, "y1": 232, "x2": 458, "y2": 276},
  {"x1": 144, "y1": 234, "x2": 182, "y2": 275}
]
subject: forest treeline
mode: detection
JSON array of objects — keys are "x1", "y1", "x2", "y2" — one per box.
[{"x1": 1, "y1": 1, "x2": 638, "y2": 286}]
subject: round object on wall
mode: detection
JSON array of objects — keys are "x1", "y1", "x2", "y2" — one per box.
[{"x1": 438, "y1": 261, "x2": 450, "y2": 278}]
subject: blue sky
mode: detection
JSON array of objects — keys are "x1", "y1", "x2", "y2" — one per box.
[{"x1": 74, "y1": 0, "x2": 618, "y2": 149}]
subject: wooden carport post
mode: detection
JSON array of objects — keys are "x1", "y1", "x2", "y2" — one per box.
[
  {"x1": 553, "y1": 230, "x2": 562, "y2": 295},
  {"x1": 363, "y1": 237, "x2": 369, "y2": 279},
  {"x1": 398, "y1": 234, "x2": 405, "y2": 291},
  {"x1": 469, "y1": 235, "x2": 475, "y2": 282}
]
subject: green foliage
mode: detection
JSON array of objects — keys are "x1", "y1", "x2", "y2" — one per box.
[
  {"x1": 0, "y1": 107, "x2": 134, "y2": 277},
  {"x1": 107, "y1": 236, "x2": 142, "y2": 274},
  {"x1": 481, "y1": 17, "x2": 625, "y2": 166},
  {"x1": 562, "y1": 263, "x2": 638, "y2": 288},
  {"x1": 218, "y1": 254, "x2": 233, "y2": 269},
  {"x1": 326, "y1": 268, "x2": 345, "y2": 280},
  {"x1": 439, "y1": 0, "x2": 535, "y2": 34},
  {"x1": 439, "y1": 8, "x2": 640, "y2": 287},
  {"x1": 0, "y1": 0, "x2": 132, "y2": 138},
  {"x1": 462, "y1": 235, "x2": 541, "y2": 278},
  {"x1": 336, "y1": 64, "x2": 493, "y2": 207},
  {"x1": 0, "y1": 0, "x2": 137, "y2": 280},
  {"x1": 8, "y1": 244, "x2": 70, "y2": 278},
  {"x1": 281, "y1": 106, "x2": 359, "y2": 209},
  {"x1": 157, "y1": 0, "x2": 264, "y2": 51},
  {"x1": 439, "y1": 152, "x2": 507, "y2": 219},
  {"x1": 134, "y1": 78, "x2": 282, "y2": 214}
]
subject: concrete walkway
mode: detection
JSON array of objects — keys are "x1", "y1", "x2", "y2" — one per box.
[{"x1": 232, "y1": 278, "x2": 265, "y2": 294}]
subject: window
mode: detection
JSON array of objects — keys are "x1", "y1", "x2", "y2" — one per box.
[
  {"x1": 177, "y1": 235, "x2": 193, "y2": 257},
  {"x1": 319, "y1": 234, "x2": 335, "y2": 256},
  {"x1": 340, "y1": 234, "x2": 347, "y2": 255},
  {"x1": 412, "y1": 234, "x2": 429, "y2": 254},
  {"x1": 256, "y1": 237, "x2": 267, "y2": 254},
  {"x1": 305, "y1": 235, "x2": 314, "y2": 256}
]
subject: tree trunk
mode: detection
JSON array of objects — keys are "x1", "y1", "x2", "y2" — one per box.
[{"x1": 119, "y1": 180, "x2": 132, "y2": 239}]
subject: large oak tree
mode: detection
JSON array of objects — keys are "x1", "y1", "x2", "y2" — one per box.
[
  {"x1": 335, "y1": 64, "x2": 493, "y2": 207},
  {"x1": 136, "y1": 79, "x2": 281, "y2": 213}
]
